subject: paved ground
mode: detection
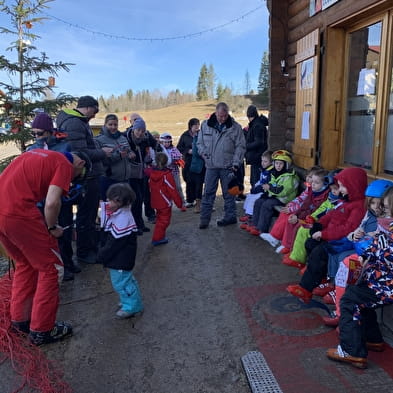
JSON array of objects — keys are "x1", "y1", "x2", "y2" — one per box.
[{"x1": 1, "y1": 199, "x2": 393, "y2": 393}]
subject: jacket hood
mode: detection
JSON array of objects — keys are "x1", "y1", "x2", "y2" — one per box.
[
  {"x1": 56, "y1": 109, "x2": 88, "y2": 129},
  {"x1": 207, "y1": 113, "x2": 233, "y2": 129},
  {"x1": 335, "y1": 167, "x2": 367, "y2": 201},
  {"x1": 149, "y1": 168, "x2": 171, "y2": 183},
  {"x1": 249, "y1": 115, "x2": 269, "y2": 128}
]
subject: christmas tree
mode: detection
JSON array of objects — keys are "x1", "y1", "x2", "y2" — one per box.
[{"x1": 0, "y1": 0, "x2": 76, "y2": 170}]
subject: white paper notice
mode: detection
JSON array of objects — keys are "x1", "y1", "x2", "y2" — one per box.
[
  {"x1": 301, "y1": 111, "x2": 310, "y2": 140},
  {"x1": 357, "y1": 68, "x2": 376, "y2": 96}
]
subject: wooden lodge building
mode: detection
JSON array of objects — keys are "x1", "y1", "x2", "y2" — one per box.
[{"x1": 267, "y1": 0, "x2": 393, "y2": 180}]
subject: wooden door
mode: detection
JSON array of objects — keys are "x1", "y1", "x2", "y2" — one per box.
[{"x1": 293, "y1": 29, "x2": 320, "y2": 169}]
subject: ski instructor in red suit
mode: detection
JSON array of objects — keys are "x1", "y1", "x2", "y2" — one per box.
[{"x1": 0, "y1": 149, "x2": 88, "y2": 345}]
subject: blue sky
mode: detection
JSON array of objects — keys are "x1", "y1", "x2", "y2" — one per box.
[{"x1": 0, "y1": 0, "x2": 269, "y2": 99}]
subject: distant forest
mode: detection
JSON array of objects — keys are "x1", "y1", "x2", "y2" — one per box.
[
  {"x1": 98, "y1": 89, "x2": 196, "y2": 112},
  {"x1": 97, "y1": 57, "x2": 270, "y2": 113}
]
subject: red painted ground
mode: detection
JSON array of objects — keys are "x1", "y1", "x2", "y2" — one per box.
[{"x1": 235, "y1": 283, "x2": 393, "y2": 393}]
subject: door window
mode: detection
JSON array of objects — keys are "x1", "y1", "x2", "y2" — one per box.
[{"x1": 343, "y1": 22, "x2": 382, "y2": 169}]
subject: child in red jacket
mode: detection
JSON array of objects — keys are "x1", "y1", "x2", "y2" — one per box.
[
  {"x1": 287, "y1": 167, "x2": 368, "y2": 303},
  {"x1": 149, "y1": 152, "x2": 183, "y2": 246}
]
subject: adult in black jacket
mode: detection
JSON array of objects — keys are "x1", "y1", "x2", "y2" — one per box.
[
  {"x1": 245, "y1": 105, "x2": 268, "y2": 187},
  {"x1": 125, "y1": 118, "x2": 157, "y2": 234},
  {"x1": 177, "y1": 118, "x2": 200, "y2": 207},
  {"x1": 57, "y1": 96, "x2": 113, "y2": 264}
]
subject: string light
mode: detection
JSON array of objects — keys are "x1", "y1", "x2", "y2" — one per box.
[{"x1": 43, "y1": 4, "x2": 264, "y2": 42}]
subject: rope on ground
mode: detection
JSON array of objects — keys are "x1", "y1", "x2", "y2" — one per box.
[{"x1": 0, "y1": 272, "x2": 72, "y2": 393}]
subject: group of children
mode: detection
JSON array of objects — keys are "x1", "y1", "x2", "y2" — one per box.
[
  {"x1": 83, "y1": 118, "x2": 393, "y2": 369},
  {"x1": 239, "y1": 148, "x2": 393, "y2": 369}
]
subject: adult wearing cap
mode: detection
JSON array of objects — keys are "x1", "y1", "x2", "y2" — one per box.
[
  {"x1": 125, "y1": 117, "x2": 157, "y2": 234},
  {"x1": 245, "y1": 105, "x2": 269, "y2": 187},
  {"x1": 0, "y1": 149, "x2": 87, "y2": 345},
  {"x1": 57, "y1": 96, "x2": 113, "y2": 264},
  {"x1": 197, "y1": 102, "x2": 246, "y2": 229},
  {"x1": 28, "y1": 113, "x2": 81, "y2": 281}
]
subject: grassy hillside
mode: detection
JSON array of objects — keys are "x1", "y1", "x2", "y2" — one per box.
[
  {"x1": 92, "y1": 100, "x2": 259, "y2": 141},
  {"x1": 0, "y1": 100, "x2": 266, "y2": 163}
]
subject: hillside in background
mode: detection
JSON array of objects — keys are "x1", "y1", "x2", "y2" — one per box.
[
  {"x1": 0, "y1": 100, "x2": 268, "y2": 161},
  {"x1": 92, "y1": 99, "x2": 268, "y2": 141}
]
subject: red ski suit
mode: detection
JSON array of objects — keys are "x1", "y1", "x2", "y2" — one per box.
[
  {"x1": 0, "y1": 150, "x2": 73, "y2": 332},
  {"x1": 149, "y1": 168, "x2": 182, "y2": 242}
]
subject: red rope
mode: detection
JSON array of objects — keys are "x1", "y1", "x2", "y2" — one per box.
[{"x1": 0, "y1": 272, "x2": 72, "y2": 393}]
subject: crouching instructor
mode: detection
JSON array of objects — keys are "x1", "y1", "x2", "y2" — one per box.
[{"x1": 0, "y1": 149, "x2": 88, "y2": 345}]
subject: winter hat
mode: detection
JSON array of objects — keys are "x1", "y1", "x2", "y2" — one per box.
[
  {"x1": 246, "y1": 105, "x2": 258, "y2": 118},
  {"x1": 159, "y1": 132, "x2": 172, "y2": 142},
  {"x1": 31, "y1": 113, "x2": 53, "y2": 132},
  {"x1": 77, "y1": 95, "x2": 99, "y2": 108},
  {"x1": 133, "y1": 118, "x2": 146, "y2": 131},
  {"x1": 150, "y1": 131, "x2": 160, "y2": 137}
]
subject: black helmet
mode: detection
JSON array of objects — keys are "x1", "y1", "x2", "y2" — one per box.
[{"x1": 72, "y1": 151, "x2": 92, "y2": 173}]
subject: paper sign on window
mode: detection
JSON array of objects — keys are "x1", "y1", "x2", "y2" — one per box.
[
  {"x1": 300, "y1": 58, "x2": 314, "y2": 90},
  {"x1": 301, "y1": 111, "x2": 310, "y2": 140},
  {"x1": 357, "y1": 68, "x2": 376, "y2": 96}
]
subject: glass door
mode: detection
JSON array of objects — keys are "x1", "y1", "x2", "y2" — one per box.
[
  {"x1": 343, "y1": 21, "x2": 382, "y2": 169},
  {"x1": 383, "y1": 64, "x2": 393, "y2": 174}
]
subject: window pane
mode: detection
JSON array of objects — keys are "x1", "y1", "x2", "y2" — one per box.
[
  {"x1": 343, "y1": 22, "x2": 382, "y2": 169},
  {"x1": 383, "y1": 69, "x2": 393, "y2": 174}
]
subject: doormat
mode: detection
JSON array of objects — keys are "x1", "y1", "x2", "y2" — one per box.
[{"x1": 235, "y1": 283, "x2": 393, "y2": 393}]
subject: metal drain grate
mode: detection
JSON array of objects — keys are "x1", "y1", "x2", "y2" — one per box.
[{"x1": 241, "y1": 351, "x2": 283, "y2": 393}]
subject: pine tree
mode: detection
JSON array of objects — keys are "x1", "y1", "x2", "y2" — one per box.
[
  {"x1": 216, "y1": 82, "x2": 224, "y2": 101},
  {"x1": 257, "y1": 51, "x2": 269, "y2": 103},
  {"x1": 0, "y1": 0, "x2": 75, "y2": 163},
  {"x1": 196, "y1": 63, "x2": 209, "y2": 101},
  {"x1": 207, "y1": 64, "x2": 215, "y2": 99}
]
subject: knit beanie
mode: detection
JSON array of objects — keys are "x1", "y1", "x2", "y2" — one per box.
[
  {"x1": 133, "y1": 118, "x2": 146, "y2": 131},
  {"x1": 246, "y1": 105, "x2": 258, "y2": 118},
  {"x1": 31, "y1": 113, "x2": 53, "y2": 132},
  {"x1": 77, "y1": 95, "x2": 99, "y2": 108}
]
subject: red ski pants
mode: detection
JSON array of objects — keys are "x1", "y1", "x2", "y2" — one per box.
[
  {"x1": 152, "y1": 207, "x2": 172, "y2": 242},
  {"x1": 0, "y1": 214, "x2": 63, "y2": 332}
]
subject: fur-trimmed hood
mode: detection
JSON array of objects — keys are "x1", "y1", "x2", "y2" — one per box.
[{"x1": 207, "y1": 113, "x2": 234, "y2": 130}]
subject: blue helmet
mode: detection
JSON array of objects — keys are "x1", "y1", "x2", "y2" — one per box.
[
  {"x1": 324, "y1": 169, "x2": 342, "y2": 186},
  {"x1": 365, "y1": 179, "x2": 393, "y2": 198}
]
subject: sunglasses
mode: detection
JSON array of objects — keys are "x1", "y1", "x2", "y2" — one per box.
[{"x1": 31, "y1": 131, "x2": 45, "y2": 137}]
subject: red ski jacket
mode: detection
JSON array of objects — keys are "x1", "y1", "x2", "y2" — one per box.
[{"x1": 149, "y1": 168, "x2": 183, "y2": 210}]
